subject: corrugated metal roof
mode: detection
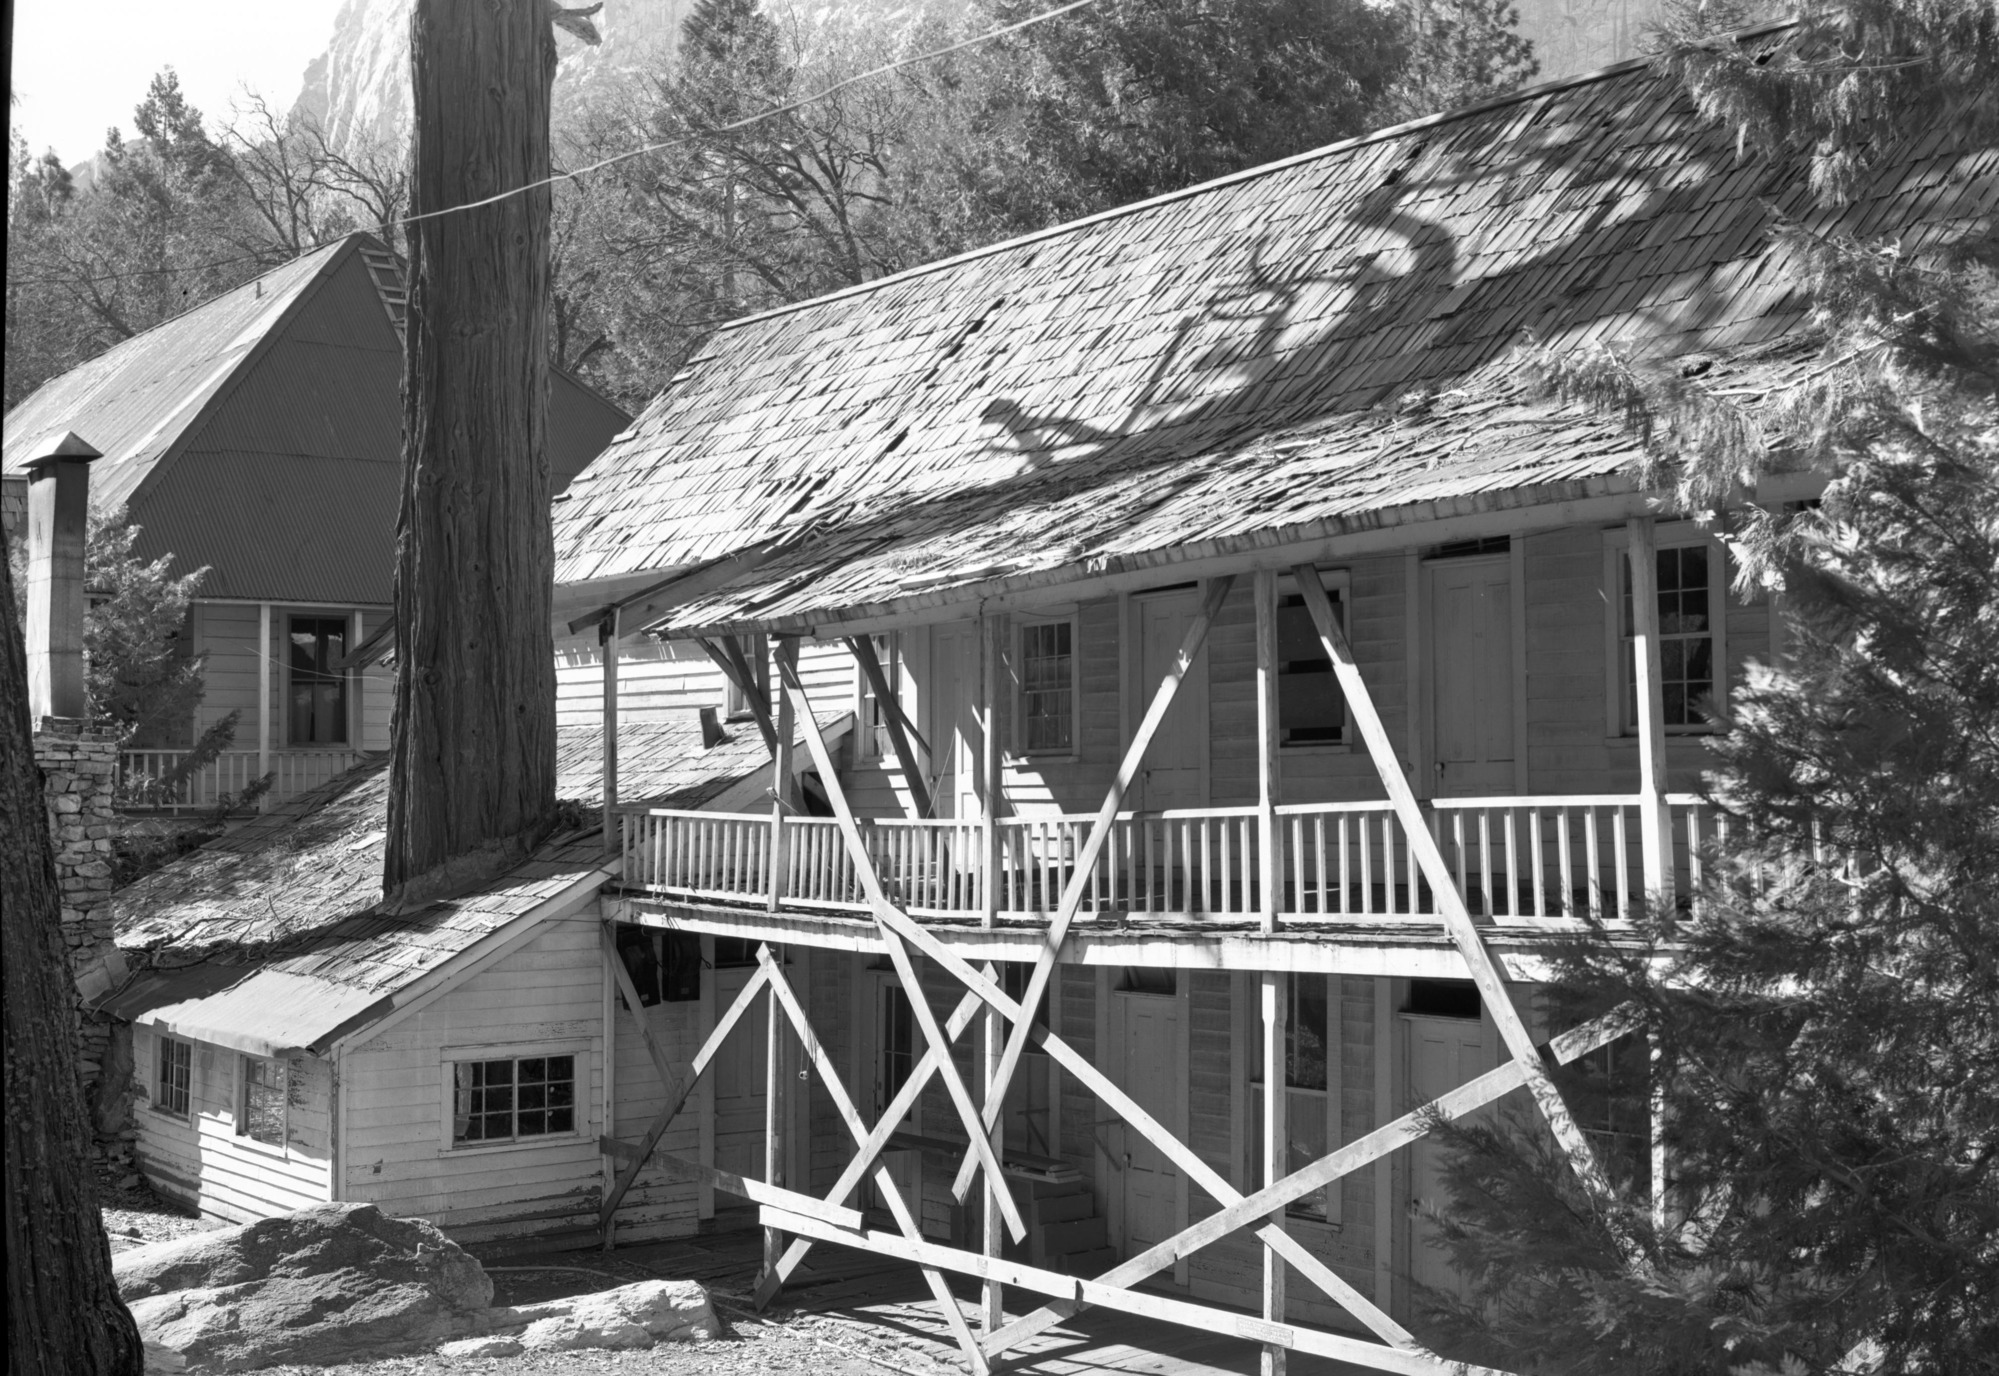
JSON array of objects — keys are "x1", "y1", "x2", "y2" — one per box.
[
  {"x1": 5, "y1": 234, "x2": 632, "y2": 605},
  {"x1": 549, "y1": 41, "x2": 1994, "y2": 630},
  {"x1": 108, "y1": 967, "x2": 390, "y2": 1058}
]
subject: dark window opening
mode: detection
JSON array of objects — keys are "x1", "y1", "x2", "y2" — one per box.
[
  {"x1": 616, "y1": 926, "x2": 701, "y2": 1006},
  {"x1": 1277, "y1": 591, "x2": 1346, "y2": 745},
  {"x1": 1249, "y1": 974, "x2": 1332, "y2": 1218},
  {"x1": 714, "y1": 937, "x2": 761, "y2": 968},
  {"x1": 1000, "y1": 962, "x2": 1051, "y2": 1032},
  {"x1": 1429, "y1": 536, "x2": 1510, "y2": 560},
  {"x1": 1406, "y1": 979, "x2": 1481, "y2": 1019},
  {"x1": 1019, "y1": 621, "x2": 1075, "y2": 754},
  {"x1": 1118, "y1": 967, "x2": 1177, "y2": 996},
  {"x1": 453, "y1": 1054, "x2": 576, "y2": 1144},
  {"x1": 156, "y1": 1037, "x2": 191, "y2": 1117},
  {"x1": 1621, "y1": 544, "x2": 1715, "y2": 730},
  {"x1": 239, "y1": 1056, "x2": 287, "y2": 1145},
  {"x1": 288, "y1": 616, "x2": 349, "y2": 745}
]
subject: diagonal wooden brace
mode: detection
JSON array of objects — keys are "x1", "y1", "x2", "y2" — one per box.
[
  {"x1": 756, "y1": 947, "x2": 990, "y2": 1374},
  {"x1": 954, "y1": 574, "x2": 1236, "y2": 1202},
  {"x1": 695, "y1": 635, "x2": 779, "y2": 753},
  {"x1": 776, "y1": 653, "x2": 1027, "y2": 1241},
  {"x1": 848, "y1": 635, "x2": 936, "y2": 819},
  {"x1": 1291, "y1": 563, "x2": 1641, "y2": 1264},
  {"x1": 598, "y1": 961, "x2": 773, "y2": 1227},
  {"x1": 987, "y1": 1003, "x2": 1642, "y2": 1355},
  {"x1": 603, "y1": 921, "x2": 676, "y2": 1089}
]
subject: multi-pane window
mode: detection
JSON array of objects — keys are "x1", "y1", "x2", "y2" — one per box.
[
  {"x1": 1019, "y1": 620, "x2": 1075, "y2": 754},
  {"x1": 239, "y1": 1056, "x2": 287, "y2": 1145},
  {"x1": 1249, "y1": 975, "x2": 1334, "y2": 1219},
  {"x1": 452, "y1": 1055, "x2": 576, "y2": 1145},
  {"x1": 287, "y1": 617, "x2": 349, "y2": 745},
  {"x1": 1276, "y1": 592, "x2": 1346, "y2": 746},
  {"x1": 856, "y1": 633, "x2": 898, "y2": 761},
  {"x1": 1622, "y1": 545, "x2": 1716, "y2": 730},
  {"x1": 156, "y1": 1037, "x2": 191, "y2": 1117}
]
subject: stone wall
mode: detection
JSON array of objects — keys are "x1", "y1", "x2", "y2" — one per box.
[{"x1": 34, "y1": 719, "x2": 135, "y2": 1172}]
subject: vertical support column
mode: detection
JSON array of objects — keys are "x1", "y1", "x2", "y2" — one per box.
[
  {"x1": 600, "y1": 929, "x2": 618, "y2": 1251},
  {"x1": 1254, "y1": 569, "x2": 1285, "y2": 1376},
  {"x1": 764, "y1": 948, "x2": 786, "y2": 1279},
  {"x1": 601, "y1": 608, "x2": 620, "y2": 854},
  {"x1": 979, "y1": 614, "x2": 1006, "y2": 1334},
  {"x1": 1625, "y1": 518, "x2": 1672, "y2": 907},
  {"x1": 350, "y1": 610, "x2": 365, "y2": 750},
  {"x1": 771, "y1": 638, "x2": 798, "y2": 912},
  {"x1": 257, "y1": 601, "x2": 273, "y2": 810}
]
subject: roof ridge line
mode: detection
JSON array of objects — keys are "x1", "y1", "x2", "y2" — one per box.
[{"x1": 701, "y1": 20, "x2": 1797, "y2": 342}]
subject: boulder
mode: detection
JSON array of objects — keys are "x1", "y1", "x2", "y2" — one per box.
[
  {"x1": 437, "y1": 1335, "x2": 524, "y2": 1358},
  {"x1": 115, "y1": 1202, "x2": 492, "y2": 1372},
  {"x1": 502, "y1": 1279, "x2": 720, "y2": 1352}
]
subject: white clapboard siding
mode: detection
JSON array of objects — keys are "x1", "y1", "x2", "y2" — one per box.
[
  {"x1": 606, "y1": 973, "x2": 708, "y2": 1242},
  {"x1": 339, "y1": 909, "x2": 609, "y2": 1248},
  {"x1": 557, "y1": 633, "x2": 856, "y2": 731},
  {"x1": 191, "y1": 600, "x2": 393, "y2": 752}
]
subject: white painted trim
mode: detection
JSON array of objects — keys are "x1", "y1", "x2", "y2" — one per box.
[
  {"x1": 199, "y1": 597, "x2": 390, "y2": 611},
  {"x1": 1012, "y1": 611, "x2": 1083, "y2": 760},
  {"x1": 1602, "y1": 522, "x2": 1730, "y2": 737},
  {"x1": 436, "y1": 1036, "x2": 596, "y2": 1154}
]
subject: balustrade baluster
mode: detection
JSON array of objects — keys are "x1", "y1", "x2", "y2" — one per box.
[
  {"x1": 1478, "y1": 811, "x2": 1493, "y2": 920},
  {"x1": 1557, "y1": 811, "x2": 1575, "y2": 919},
  {"x1": 1359, "y1": 813, "x2": 1374, "y2": 917},
  {"x1": 1585, "y1": 808, "x2": 1603, "y2": 921},
  {"x1": 1502, "y1": 810, "x2": 1518, "y2": 921},
  {"x1": 1613, "y1": 807, "x2": 1630, "y2": 921},
  {"x1": 1530, "y1": 809, "x2": 1546, "y2": 918}
]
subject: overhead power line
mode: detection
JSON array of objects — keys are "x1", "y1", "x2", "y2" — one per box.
[{"x1": 7, "y1": 0, "x2": 1102, "y2": 291}]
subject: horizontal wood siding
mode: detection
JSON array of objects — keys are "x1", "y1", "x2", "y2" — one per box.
[
  {"x1": 607, "y1": 946, "x2": 706, "y2": 1243},
  {"x1": 192, "y1": 599, "x2": 391, "y2": 752},
  {"x1": 340, "y1": 911, "x2": 607, "y2": 1247},
  {"x1": 558, "y1": 635, "x2": 852, "y2": 729},
  {"x1": 131, "y1": 1024, "x2": 333, "y2": 1222}
]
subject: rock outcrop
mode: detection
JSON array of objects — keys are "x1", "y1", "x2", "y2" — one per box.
[{"x1": 115, "y1": 1203, "x2": 491, "y2": 1372}]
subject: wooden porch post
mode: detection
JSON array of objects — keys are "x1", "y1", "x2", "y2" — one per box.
[
  {"x1": 771, "y1": 637, "x2": 798, "y2": 912},
  {"x1": 1255, "y1": 570, "x2": 1286, "y2": 1376},
  {"x1": 1625, "y1": 518, "x2": 1673, "y2": 907},
  {"x1": 764, "y1": 946, "x2": 787, "y2": 1279},
  {"x1": 257, "y1": 601, "x2": 272, "y2": 809},
  {"x1": 601, "y1": 608, "x2": 620, "y2": 855},
  {"x1": 980, "y1": 613, "x2": 1006, "y2": 1334}
]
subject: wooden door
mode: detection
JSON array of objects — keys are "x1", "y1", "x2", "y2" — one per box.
[
  {"x1": 1116, "y1": 987, "x2": 1184, "y2": 1257},
  {"x1": 1427, "y1": 556, "x2": 1515, "y2": 798},
  {"x1": 1401, "y1": 1011, "x2": 1494, "y2": 1302},
  {"x1": 1134, "y1": 591, "x2": 1208, "y2": 811},
  {"x1": 710, "y1": 965, "x2": 768, "y2": 1216},
  {"x1": 866, "y1": 973, "x2": 921, "y2": 1216}
]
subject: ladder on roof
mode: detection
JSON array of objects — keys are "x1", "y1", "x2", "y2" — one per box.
[{"x1": 355, "y1": 240, "x2": 408, "y2": 342}]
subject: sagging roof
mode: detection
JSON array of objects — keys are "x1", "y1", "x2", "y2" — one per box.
[
  {"x1": 103, "y1": 715, "x2": 777, "y2": 1053},
  {"x1": 4, "y1": 234, "x2": 631, "y2": 604},
  {"x1": 549, "y1": 34, "x2": 1995, "y2": 637}
]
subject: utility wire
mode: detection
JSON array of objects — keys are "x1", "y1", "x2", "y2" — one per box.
[{"x1": 7, "y1": 0, "x2": 1101, "y2": 291}]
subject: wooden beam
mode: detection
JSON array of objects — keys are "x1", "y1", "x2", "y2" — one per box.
[
  {"x1": 597, "y1": 1138, "x2": 865, "y2": 1230},
  {"x1": 598, "y1": 963, "x2": 772, "y2": 1227},
  {"x1": 757, "y1": 948, "x2": 989, "y2": 1374},
  {"x1": 986, "y1": 1002, "x2": 1640, "y2": 1354},
  {"x1": 764, "y1": 943, "x2": 787, "y2": 1279},
  {"x1": 696, "y1": 636, "x2": 779, "y2": 752},
  {"x1": 1625, "y1": 519, "x2": 1673, "y2": 904},
  {"x1": 979, "y1": 614, "x2": 1006, "y2": 1335},
  {"x1": 955, "y1": 575, "x2": 1236, "y2": 1200},
  {"x1": 603, "y1": 609, "x2": 621, "y2": 852},
  {"x1": 849, "y1": 632, "x2": 935, "y2": 757},
  {"x1": 871, "y1": 915, "x2": 1412, "y2": 1351},
  {"x1": 847, "y1": 635, "x2": 934, "y2": 819},
  {"x1": 1255, "y1": 569, "x2": 1285, "y2": 1376},
  {"x1": 1290, "y1": 563, "x2": 1633, "y2": 1249},
  {"x1": 760, "y1": 1208, "x2": 1520, "y2": 1376},
  {"x1": 752, "y1": 989, "x2": 984, "y2": 1309},
  {"x1": 770, "y1": 637, "x2": 798, "y2": 912},
  {"x1": 776, "y1": 654, "x2": 1028, "y2": 1241}
]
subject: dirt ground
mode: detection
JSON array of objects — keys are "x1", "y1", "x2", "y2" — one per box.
[{"x1": 99, "y1": 1162, "x2": 225, "y2": 1255}]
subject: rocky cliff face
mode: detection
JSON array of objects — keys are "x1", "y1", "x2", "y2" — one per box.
[{"x1": 291, "y1": 0, "x2": 691, "y2": 157}]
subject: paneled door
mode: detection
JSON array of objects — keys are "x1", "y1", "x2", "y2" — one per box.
[
  {"x1": 710, "y1": 964, "x2": 768, "y2": 1218},
  {"x1": 1133, "y1": 590, "x2": 1209, "y2": 812},
  {"x1": 1401, "y1": 1010, "x2": 1496, "y2": 1303},
  {"x1": 1426, "y1": 555, "x2": 1516, "y2": 798},
  {"x1": 1115, "y1": 983, "x2": 1184, "y2": 1258}
]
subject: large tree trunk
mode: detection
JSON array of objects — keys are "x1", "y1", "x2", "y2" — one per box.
[
  {"x1": 2, "y1": 549, "x2": 143, "y2": 1374},
  {"x1": 387, "y1": 0, "x2": 561, "y2": 900}
]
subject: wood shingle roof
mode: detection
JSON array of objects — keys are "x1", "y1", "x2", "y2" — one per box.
[{"x1": 550, "y1": 37, "x2": 1995, "y2": 636}]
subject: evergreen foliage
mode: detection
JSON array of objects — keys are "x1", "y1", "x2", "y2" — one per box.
[{"x1": 1423, "y1": 6, "x2": 1999, "y2": 1372}]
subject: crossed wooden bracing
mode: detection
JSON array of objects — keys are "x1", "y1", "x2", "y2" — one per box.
[{"x1": 598, "y1": 562, "x2": 1654, "y2": 1376}]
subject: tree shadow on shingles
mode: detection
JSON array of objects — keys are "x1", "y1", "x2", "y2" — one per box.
[{"x1": 769, "y1": 94, "x2": 1810, "y2": 580}]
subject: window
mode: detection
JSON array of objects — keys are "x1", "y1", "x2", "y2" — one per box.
[
  {"x1": 855, "y1": 633, "x2": 899, "y2": 762},
  {"x1": 1607, "y1": 530, "x2": 1725, "y2": 734},
  {"x1": 452, "y1": 1054, "x2": 577, "y2": 1145},
  {"x1": 1017, "y1": 619, "x2": 1077, "y2": 755},
  {"x1": 155, "y1": 1037, "x2": 191, "y2": 1117},
  {"x1": 1275, "y1": 592, "x2": 1347, "y2": 746},
  {"x1": 615, "y1": 925, "x2": 701, "y2": 1006},
  {"x1": 287, "y1": 617, "x2": 349, "y2": 745},
  {"x1": 1249, "y1": 975, "x2": 1335, "y2": 1220},
  {"x1": 239, "y1": 1056, "x2": 287, "y2": 1145},
  {"x1": 722, "y1": 633, "x2": 768, "y2": 722}
]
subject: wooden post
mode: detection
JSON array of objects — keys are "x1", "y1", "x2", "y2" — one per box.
[
  {"x1": 980, "y1": 615, "x2": 1006, "y2": 1334},
  {"x1": 764, "y1": 945, "x2": 786, "y2": 1280},
  {"x1": 771, "y1": 638, "x2": 798, "y2": 912},
  {"x1": 1625, "y1": 519, "x2": 1673, "y2": 907},
  {"x1": 257, "y1": 601, "x2": 272, "y2": 808},
  {"x1": 1254, "y1": 570, "x2": 1285, "y2": 1376},
  {"x1": 601, "y1": 608, "x2": 619, "y2": 855}
]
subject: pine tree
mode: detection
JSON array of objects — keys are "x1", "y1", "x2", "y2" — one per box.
[{"x1": 1421, "y1": 6, "x2": 1999, "y2": 1373}]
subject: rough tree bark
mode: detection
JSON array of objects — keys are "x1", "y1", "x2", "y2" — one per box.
[
  {"x1": 1, "y1": 552, "x2": 144, "y2": 1374},
  {"x1": 387, "y1": 0, "x2": 562, "y2": 901}
]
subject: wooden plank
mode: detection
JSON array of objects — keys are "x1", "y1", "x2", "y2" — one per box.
[
  {"x1": 957, "y1": 575, "x2": 1235, "y2": 1201},
  {"x1": 1255, "y1": 569, "x2": 1285, "y2": 1376},
  {"x1": 1291, "y1": 563, "x2": 1633, "y2": 1253},
  {"x1": 598, "y1": 962, "x2": 772, "y2": 1227},
  {"x1": 770, "y1": 638, "x2": 798, "y2": 912},
  {"x1": 602, "y1": 609, "x2": 620, "y2": 853},
  {"x1": 764, "y1": 941, "x2": 787, "y2": 1279},
  {"x1": 848, "y1": 635, "x2": 933, "y2": 820},
  {"x1": 695, "y1": 636, "x2": 778, "y2": 752},
  {"x1": 776, "y1": 654, "x2": 1027, "y2": 1241},
  {"x1": 759, "y1": 1208, "x2": 1521, "y2": 1376},
  {"x1": 1625, "y1": 519, "x2": 1672, "y2": 900},
  {"x1": 601, "y1": 921, "x2": 676, "y2": 1092},
  {"x1": 596, "y1": 1138, "x2": 865, "y2": 1230},
  {"x1": 979, "y1": 615, "x2": 1005, "y2": 1336}
]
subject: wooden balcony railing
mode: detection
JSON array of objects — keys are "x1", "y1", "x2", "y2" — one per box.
[
  {"x1": 117, "y1": 749, "x2": 371, "y2": 812},
  {"x1": 622, "y1": 794, "x2": 1729, "y2": 928}
]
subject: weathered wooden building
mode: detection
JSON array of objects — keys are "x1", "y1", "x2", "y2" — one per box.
[
  {"x1": 1, "y1": 233, "x2": 629, "y2": 806},
  {"x1": 546, "y1": 36, "x2": 1990, "y2": 1376}
]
